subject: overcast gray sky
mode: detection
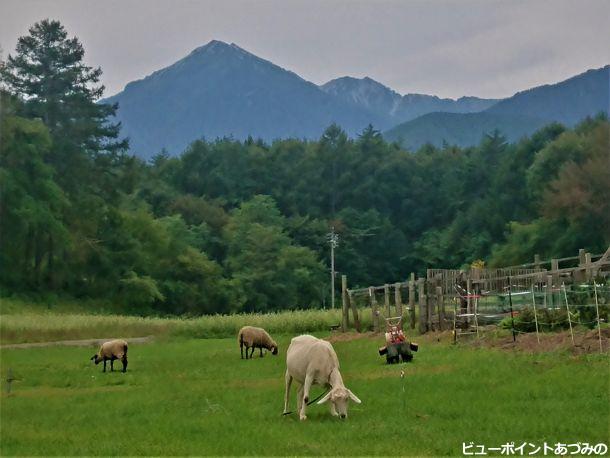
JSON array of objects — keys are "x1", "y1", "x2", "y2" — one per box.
[{"x1": 1, "y1": 0, "x2": 608, "y2": 99}]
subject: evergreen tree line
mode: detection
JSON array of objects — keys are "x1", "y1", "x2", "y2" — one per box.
[{"x1": 1, "y1": 20, "x2": 608, "y2": 315}]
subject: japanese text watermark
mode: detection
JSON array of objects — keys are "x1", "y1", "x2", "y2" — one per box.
[{"x1": 462, "y1": 442, "x2": 608, "y2": 456}]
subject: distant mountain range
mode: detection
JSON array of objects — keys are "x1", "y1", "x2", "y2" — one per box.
[
  {"x1": 385, "y1": 66, "x2": 610, "y2": 149},
  {"x1": 321, "y1": 76, "x2": 497, "y2": 128},
  {"x1": 103, "y1": 40, "x2": 609, "y2": 157},
  {"x1": 104, "y1": 41, "x2": 375, "y2": 157}
]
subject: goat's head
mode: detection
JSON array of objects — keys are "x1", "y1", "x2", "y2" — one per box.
[{"x1": 317, "y1": 386, "x2": 361, "y2": 419}]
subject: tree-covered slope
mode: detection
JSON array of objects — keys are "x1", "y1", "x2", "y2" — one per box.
[
  {"x1": 486, "y1": 65, "x2": 609, "y2": 125},
  {"x1": 384, "y1": 112, "x2": 549, "y2": 149}
]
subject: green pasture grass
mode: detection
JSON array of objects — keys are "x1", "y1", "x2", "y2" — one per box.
[
  {"x1": 1, "y1": 297, "x2": 376, "y2": 344},
  {"x1": 1, "y1": 334, "x2": 607, "y2": 456}
]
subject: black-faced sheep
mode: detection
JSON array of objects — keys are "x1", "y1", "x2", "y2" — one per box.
[
  {"x1": 91, "y1": 339, "x2": 128, "y2": 372},
  {"x1": 238, "y1": 326, "x2": 278, "y2": 359}
]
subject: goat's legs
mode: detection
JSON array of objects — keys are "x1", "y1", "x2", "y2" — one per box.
[
  {"x1": 296, "y1": 385, "x2": 304, "y2": 414},
  {"x1": 300, "y1": 374, "x2": 313, "y2": 421},
  {"x1": 283, "y1": 371, "x2": 293, "y2": 414}
]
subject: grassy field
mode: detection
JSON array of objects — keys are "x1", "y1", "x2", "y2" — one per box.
[{"x1": 1, "y1": 332, "x2": 608, "y2": 456}]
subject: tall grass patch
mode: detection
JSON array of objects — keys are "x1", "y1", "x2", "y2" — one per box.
[{"x1": 0, "y1": 301, "x2": 374, "y2": 344}]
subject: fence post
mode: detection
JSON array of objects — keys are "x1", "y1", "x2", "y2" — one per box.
[
  {"x1": 562, "y1": 283, "x2": 575, "y2": 346},
  {"x1": 418, "y1": 278, "x2": 426, "y2": 334},
  {"x1": 426, "y1": 284, "x2": 434, "y2": 331},
  {"x1": 394, "y1": 283, "x2": 403, "y2": 318},
  {"x1": 574, "y1": 249, "x2": 587, "y2": 282},
  {"x1": 384, "y1": 284, "x2": 390, "y2": 317},
  {"x1": 466, "y1": 278, "x2": 472, "y2": 325},
  {"x1": 585, "y1": 252, "x2": 592, "y2": 280},
  {"x1": 508, "y1": 277, "x2": 516, "y2": 342},
  {"x1": 409, "y1": 273, "x2": 416, "y2": 329},
  {"x1": 436, "y1": 286, "x2": 444, "y2": 331},
  {"x1": 546, "y1": 274, "x2": 553, "y2": 308},
  {"x1": 593, "y1": 282, "x2": 603, "y2": 353},
  {"x1": 370, "y1": 287, "x2": 379, "y2": 333},
  {"x1": 530, "y1": 285, "x2": 540, "y2": 344},
  {"x1": 348, "y1": 291, "x2": 361, "y2": 333},
  {"x1": 341, "y1": 275, "x2": 349, "y2": 332},
  {"x1": 534, "y1": 254, "x2": 541, "y2": 271},
  {"x1": 551, "y1": 258, "x2": 559, "y2": 285}
]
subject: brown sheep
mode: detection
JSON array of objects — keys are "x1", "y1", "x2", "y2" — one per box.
[
  {"x1": 238, "y1": 326, "x2": 278, "y2": 359},
  {"x1": 90, "y1": 339, "x2": 128, "y2": 372}
]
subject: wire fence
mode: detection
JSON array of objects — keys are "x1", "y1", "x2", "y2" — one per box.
[
  {"x1": 341, "y1": 247, "x2": 610, "y2": 353},
  {"x1": 449, "y1": 282, "x2": 609, "y2": 350}
]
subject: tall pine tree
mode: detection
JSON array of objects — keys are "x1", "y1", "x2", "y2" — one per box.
[
  {"x1": 1, "y1": 20, "x2": 129, "y2": 293},
  {"x1": 1, "y1": 19, "x2": 127, "y2": 195}
]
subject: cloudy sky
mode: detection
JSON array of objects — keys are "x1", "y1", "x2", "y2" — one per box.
[{"x1": 1, "y1": 0, "x2": 608, "y2": 99}]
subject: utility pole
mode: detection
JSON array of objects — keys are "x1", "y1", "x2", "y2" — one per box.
[{"x1": 327, "y1": 227, "x2": 339, "y2": 309}]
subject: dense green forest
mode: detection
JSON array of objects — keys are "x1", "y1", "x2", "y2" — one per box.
[{"x1": 1, "y1": 20, "x2": 608, "y2": 315}]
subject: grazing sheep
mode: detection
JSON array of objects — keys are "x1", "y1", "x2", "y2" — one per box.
[
  {"x1": 238, "y1": 326, "x2": 278, "y2": 359},
  {"x1": 90, "y1": 339, "x2": 128, "y2": 373},
  {"x1": 283, "y1": 334, "x2": 361, "y2": 421}
]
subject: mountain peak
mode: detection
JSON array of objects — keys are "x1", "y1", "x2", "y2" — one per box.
[
  {"x1": 104, "y1": 39, "x2": 376, "y2": 157},
  {"x1": 189, "y1": 40, "x2": 249, "y2": 57},
  {"x1": 322, "y1": 76, "x2": 397, "y2": 95},
  {"x1": 206, "y1": 39, "x2": 230, "y2": 48}
]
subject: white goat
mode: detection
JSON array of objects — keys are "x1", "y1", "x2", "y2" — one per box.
[{"x1": 283, "y1": 334, "x2": 361, "y2": 421}]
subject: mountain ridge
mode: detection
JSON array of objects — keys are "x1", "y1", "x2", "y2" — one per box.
[
  {"x1": 104, "y1": 40, "x2": 379, "y2": 157},
  {"x1": 320, "y1": 75, "x2": 498, "y2": 126},
  {"x1": 103, "y1": 40, "x2": 608, "y2": 157},
  {"x1": 384, "y1": 65, "x2": 609, "y2": 150}
]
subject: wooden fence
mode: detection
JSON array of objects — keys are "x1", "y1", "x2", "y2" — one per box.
[{"x1": 342, "y1": 247, "x2": 610, "y2": 334}]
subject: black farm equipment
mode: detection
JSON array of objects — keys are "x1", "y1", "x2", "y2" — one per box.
[{"x1": 378, "y1": 317, "x2": 418, "y2": 364}]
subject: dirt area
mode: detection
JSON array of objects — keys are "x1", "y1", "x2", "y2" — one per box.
[
  {"x1": 467, "y1": 328, "x2": 610, "y2": 355},
  {"x1": 325, "y1": 331, "x2": 378, "y2": 343},
  {"x1": 0, "y1": 335, "x2": 154, "y2": 350},
  {"x1": 325, "y1": 328, "x2": 609, "y2": 355}
]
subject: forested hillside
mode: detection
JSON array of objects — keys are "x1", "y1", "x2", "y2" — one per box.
[
  {"x1": 1, "y1": 20, "x2": 608, "y2": 316},
  {"x1": 383, "y1": 111, "x2": 550, "y2": 150},
  {"x1": 486, "y1": 65, "x2": 610, "y2": 125}
]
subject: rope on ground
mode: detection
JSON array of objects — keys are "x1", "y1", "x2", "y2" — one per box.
[{"x1": 282, "y1": 388, "x2": 330, "y2": 416}]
